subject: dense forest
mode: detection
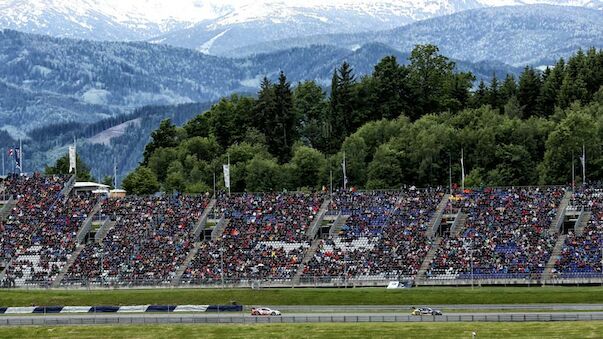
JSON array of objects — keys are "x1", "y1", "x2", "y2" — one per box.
[{"x1": 123, "y1": 45, "x2": 603, "y2": 194}]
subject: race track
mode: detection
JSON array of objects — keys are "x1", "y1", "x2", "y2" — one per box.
[{"x1": 3, "y1": 311, "x2": 603, "y2": 326}]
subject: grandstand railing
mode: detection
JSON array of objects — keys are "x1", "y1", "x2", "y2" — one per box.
[{"x1": 2, "y1": 273, "x2": 602, "y2": 290}]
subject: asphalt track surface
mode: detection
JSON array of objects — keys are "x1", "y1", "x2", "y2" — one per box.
[{"x1": 3, "y1": 311, "x2": 603, "y2": 326}]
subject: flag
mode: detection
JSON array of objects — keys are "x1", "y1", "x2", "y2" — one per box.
[
  {"x1": 223, "y1": 164, "x2": 230, "y2": 189},
  {"x1": 14, "y1": 147, "x2": 21, "y2": 170},
  {"x1": 7, "y1": 148, "x2": 13, "y2": 157},
  {"x1": 68, "y1": 146, "x2": 76, "y2": 173}
]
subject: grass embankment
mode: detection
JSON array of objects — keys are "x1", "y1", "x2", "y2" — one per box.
[
  {"x1": 2, "y1": 322, "x2": 603, "y2": 339},
  {"x1": 1, "y1": 286, "x2": 603, "y2": 307}
]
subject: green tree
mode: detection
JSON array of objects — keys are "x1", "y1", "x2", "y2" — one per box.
[
  {"x1": 366, "y1": 144, "x2": 402, "y2": 189},
  {"x1": 142, "y1": 119, "x2": 178, "y2": 164},
  {"x1": 290, "y1": 146, "x2": 326, "y2": 189},
  {"x1": 122, "y1": 166, "x2": 160, "y2": 195},
  {"x1": 245, "y1": 156, "x2": 281, "y2": 192},
  {"x1": 407, "y1": 44, "x2": 456, "y2": 119},
  {"x1": 518, "y1": 66, "x2": 542, "y2": 117}
]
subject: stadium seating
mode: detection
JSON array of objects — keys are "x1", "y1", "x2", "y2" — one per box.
[
  {"x1": 302, "y1": 189, "x2": 443, "y2": 282},
  {"x1": 181, "y1": 192, "x2": 322, "y2": 284},
  {"x1": 554, "y1": 187, "x2": 603, "y2": 278},
  {"x1": 63, "y1": 194, "x2": 210, "y2": 286},
  {"x1": 4, "y1": 174, "x2": 603, "y2": 288},
  {"x1": 427, "y1": 187, "x2": 564, "y2": 280}
]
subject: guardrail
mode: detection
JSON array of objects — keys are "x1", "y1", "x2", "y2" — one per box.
[{"x1": 1, "y1": 313, "x2": 603, "y2": 326}]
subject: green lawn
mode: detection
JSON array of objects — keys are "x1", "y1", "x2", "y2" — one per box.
[
  {"x1": 2, "y1": 322, "x2": 602, "y2": 339},
  {"x1": 2, "y1": 286, "x2": 603, "y2": 307}
]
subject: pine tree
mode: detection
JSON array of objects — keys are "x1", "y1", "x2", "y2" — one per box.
[
  {"x1": 273, "y1": 71, "x2": 295, "y2": 162},
  {"x1": 488, "y1": 73, "x2": 501, "y2": 111},
  {"x1": 517, "y1": 66, "x2": 542, "y2": 118}
]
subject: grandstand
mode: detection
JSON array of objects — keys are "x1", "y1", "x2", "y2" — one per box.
[{"x1": 1, "y1": 173, "x2": 603, "y2": 289}]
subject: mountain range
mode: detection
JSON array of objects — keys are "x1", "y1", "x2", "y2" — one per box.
[
  {"x1": 1, "y1": 0, "x2": 601, "y2": 55},
  {"x1": 0, "y1": 29, "x2": 522, "y2": 135}
]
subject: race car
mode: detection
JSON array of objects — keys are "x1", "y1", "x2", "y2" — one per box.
[
  {"x1": 411, "y1": 307, "x2": 442, "y2": 316},
  {"x1": 251, "y1": 307, "x2": 282, "y2": 316}
]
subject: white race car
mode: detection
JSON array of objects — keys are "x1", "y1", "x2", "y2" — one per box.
[{"x1": 251, "y1": 307, "x2": 282, "y2": 316}]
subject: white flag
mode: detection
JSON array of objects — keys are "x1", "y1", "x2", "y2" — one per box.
[
  {"x1": 342, "y1": 151, "x2": 348, "y2": 190},
  {"x1": 223, "y1": 164, "x2": 230, "y2": 189},
  {"x1": 68, "y1": 146, "x2": 76, "y2": 173}
]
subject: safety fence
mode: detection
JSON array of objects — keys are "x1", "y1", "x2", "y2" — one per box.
[{"x1": 2, "y1": 312, "x2": 603, "y2": 326}]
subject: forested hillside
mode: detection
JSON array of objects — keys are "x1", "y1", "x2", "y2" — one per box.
[
  {"x1": 124, "y1": 45, "x2": 603, "y2": 194},
  {"x1": 0, "y1": 29, "x2": 520, "y2": 132}
]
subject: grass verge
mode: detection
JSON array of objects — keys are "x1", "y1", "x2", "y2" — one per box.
[
  {"x1": 2, "y1": 322, "x2": 603, "y2": 339},
  {"x1": 1, "y1": 286, "x2": 603, "y2": 307}
]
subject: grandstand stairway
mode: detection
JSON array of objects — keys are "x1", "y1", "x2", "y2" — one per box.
[
  {"x1": 450, "y1": 212, "x2": 467, "y2": 236},
  {"x1": 575, "y1": 211, "x2": 592, "y2": 236},
  {"x1": 542, "y1": 234, "x2": 567, "y2": 281},
  {"x1": 94, "y1": 219, "x2": 116, "y2": 243},
  {"x1": 427, "y1": 194, "x2": 451, "y2": 238},
  {"x1": 550, "y1": 191, "x2": 572, "y2": 233},
  {"x1": 211, "y1": 217, "x2": 229, "y2": 241},
  {"x1": 329, "y1": 214, "x2": 350, "y2": 237},
  {"x1": 0, "y1": 197, "x2": 16, "y2": 222},
  {"x1": 291, "y1": 239, "x2": 321, "y2": 285},
  {"x1": 60, "y1": 175, "x2": 77, "y2": 202},
  {"x1": 51, "y1": 244, "x2": 85, "y2": 287},
  {"x1": 193, "y1": 198, "x2": 217, "y2": 239},
  {"x1": 307, "y1": 199, "x2": 330, "y2": 239},
  {"x1": 75, "y1": 200, "x2": 102, "y2": 244},
  {"x1": 172, "y1": 241, "x2": 201, "y2": 286},
  {"x1": 415, "y1": 237, "x2": 442, "y2": 283}
]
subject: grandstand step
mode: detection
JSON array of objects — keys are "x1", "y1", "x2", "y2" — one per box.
[
  {"x1": 60, "y1": 175, "x2": 77, "y2": 202},
  {"x1": 95, "y1": 219, "x2": 116, "y2": 243},
  {"x1": 329, "y1": 214, "x2": 350, "y2": 237},
  {"x1": 542, "y1": 234, "x2": 567, "y2": 281},
  {"x1": 193, "y1": 198, "x2": 217, "y2": 240},
  {"x1": 427, "y1": 194, "x2": 450, "y2": 238},
  {"x1": 291, "y1": 239, "x2": 321, "y2": 285},
  {"x1": 173, "y1": 242, "x2": 202, "y2": 286},
  {"x1": 211, "y1": 217, "x2": 229, "y2": 241},
  {"x1": 308, "y1": 199, "x2": 330, "y2": 239},
  {"x1": 52, "y1": 244, "x2": 85, "y2": 288},
  {"x1": 575, "y1": 211, "x2": 591, "y2": 236},
  {"x1": 76, "y1": 199, "x2": 102, "y2": 244},
  {"x1": 415, "y1": 237, "x2": 442, "y2": 283},
  {"x1": 451, "y1": 212, "x2": 467, "y2": 236},
  {"x1": 550, "y1": 191, "x2": 572, "y2": 233}
]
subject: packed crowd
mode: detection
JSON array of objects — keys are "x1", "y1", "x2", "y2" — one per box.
[
  {"x1": 554, "y1": 187, "x2": 603, "y2": 278},
  {"x1": 3, "y1": 192, "x2": 97, "y2": 286},
  {"x1": 302, "y1": 189, "x2": 443, "y2": 281},
  {"x1": 181, "y1": 192, "x2": 322, "y2": 284},
  {"x1": 8, "y1": 177, "x2": 603, "y2": 287},
  {"x1": 427, "y1": 187, "x2": 564, "y2": 280},
  {"x1": 0, "y1": 174, "x2": 68, "y2": 263},
  {"x1": 64, "y1": 194, "x2": 209, "y2": 286}
]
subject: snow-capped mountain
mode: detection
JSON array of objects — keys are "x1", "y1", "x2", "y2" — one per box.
[{"x1": 0, "y1": 0, "x2": 601, "y2": 45}]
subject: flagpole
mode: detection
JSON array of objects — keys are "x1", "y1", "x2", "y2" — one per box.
[
  {"x1": 572, "y1": 150, "x2": 575, "y2": 192},
  {"x1": 582, "y1": 144, "x2": 586, "y2": 186},
  {"x1": 448, "y1": 153, "x2": 452, "y2": 195},
  {"x1": 2, "y1": 148, "x2": 4, "y2": 177},
  {"x1": 461, "y1": 148, "x2": 465, "y2": 191},
  {"x1": 342, "y1": 151, "x2": 347, "y2": 191},
  {"x1": 74, "y1": 136, "x2": 77, "y2": 177},
  {"x1": 19, "y1": 139, "x2": 22, "y2": 174},
  {"x1": 113, "y1": 158, "x2": 117, "y2": 189},
  {"x1": 227, "y1": 153, "x2": 231, "y2": 196}
]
